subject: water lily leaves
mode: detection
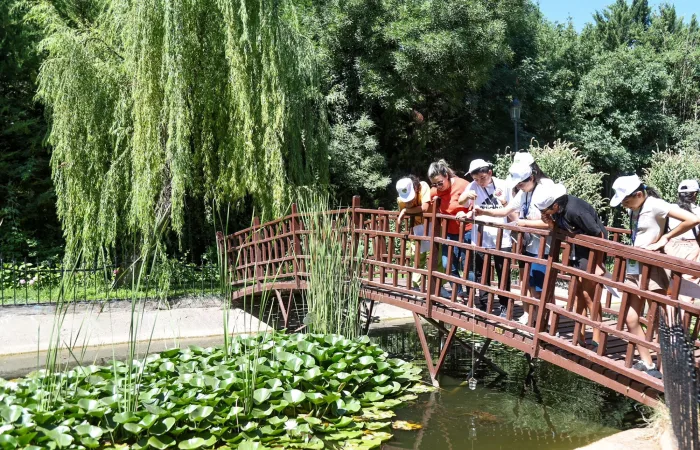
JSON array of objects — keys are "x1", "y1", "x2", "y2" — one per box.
[
  {"x1": 391, "y1": 420, "x2": 422, "y2": 430},
  {"x1": 252, "y1": 389, "x2": 272, "y2": 405},
  {"x1": 37, "y1": 426, "x2": 74, "y2": 448},
  {"x1": 123, "y1": 422, "x2": 144, "y2": 434},
  {"x1": 80, "y1": 436, "x2": 100, "y2": 449},
  {"x1": 113, "y1": 412, "x2": 138, "y2": 424},
  {"x1": 237, "y1": 441, "x2": 269, "y2": 450},
  {"x1": 374, "y1": 362, "x2": 390, "y2": 374},
  {"x1": 363, "y1": 422, "x2": 391, "y2": 431},
  {"x1": 150, "y1": 417, "x2": 177, "y2": 435},
  {"x1": 408, "y1": 383, "x2": 436, "y2": 394},
  {"x1": 159, "y1": 361, "x2": 176, "y2": 373},
  {"x1": 284, "y1": 357, "x2": 303, "y2": 373},
  {"x1": 177, "y1": 437, "x2": 206, "y2": 449},
  {"x1": 362, "y1": 392, "x2": 384, "y2": 402},
  {"x1": 161, "y1": 348, "x2": 181, "y2": 358},
  {"x1": 138, "y1": 414, "x2": 158, "y2": 429},
  {"x1": 148, "y1": 434, "x2": 175, "y2": 449},
  {"x1": 344, "y1": 399, "x2": 362, "y2": 413},
  {"x1": 357, "y1": 356, "x2": 375, "y2": 367},
  {"x1": 371, "y1": 374, "x2": 390, "y2": 385},
  {"x1": 282, "y1": 390, "x2": 305, "y2": 406},
  {"x1": 0, "y1": 333, "x2": 421, "y2": 450},
  {"x1": 301, "y1": 367, "x2": 321, "y2": 382},
  {"x1": 0, "y1": 434, "x2": 18, "y2": 449},
  {"x1": 73, "y1": 424, "x2": 103, "y2": 439},
  {"x1": 326, "y1": 430, "x2": 363, "y2": 441},
  {"x1": 0, "y1": 406, "x2": 23, "y2": 423},
  {"x1": 188, "y1": 406, "x2": 214, "y2": 422}
]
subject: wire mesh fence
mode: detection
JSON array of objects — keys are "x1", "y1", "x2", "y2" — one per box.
[{"x1": 0, "y1": 255, "x2": 220, "y2": 306}]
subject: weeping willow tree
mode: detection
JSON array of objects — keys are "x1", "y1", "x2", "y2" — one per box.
[{"x1": 28, "y1": 0, "x2": 329, "y2": 264}]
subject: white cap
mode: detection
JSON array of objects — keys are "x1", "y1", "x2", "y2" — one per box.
[
  {"x1": 513, "y1": 152, "x2": 535, "y2": 166},
  {"x1": 506, "y1": 163, "x2": 533, "y2": 186},
  {"x1": 678, "y1": 179, "x2": 700, "y2": 193},
  {"x1": 396, "y1": 178, "x2": 416, "y2": 203},
  {"x1": 468, "y1": 159, "x2": 491, "y2": 174},
  {"x1": 610, "y1": 175, "x2": 643, "y2": 207},
  {"x1": 532, "y1": 183, "x2": 567, "y2": 211}
]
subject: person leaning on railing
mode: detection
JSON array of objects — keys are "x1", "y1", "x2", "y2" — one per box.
[
  {"x1": 396, "y1": 176, "x2": 432, "y2": 290},
  {"x1": 427, "y1": 159, "x2": 472, "y2": 299},
  {"x1": 458, "y1": 159, "x2": 515, "y2": 317},
  {"x1": 610, "y1": 175, "x2": 700, "y2": 378},
  {"x1": 664, "y1": 180, "x2": 700, "y2": 285},
  {"x1": 532, "y1": 183, "x2": 607, "y2": 349},
  {"x1": 473, "y1": 156, "x2": 553, "y2": 325}
]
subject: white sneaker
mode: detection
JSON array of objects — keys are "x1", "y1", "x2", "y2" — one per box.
[{"x1": 518, "y1": 312, "x2": 529, "y2": 325}]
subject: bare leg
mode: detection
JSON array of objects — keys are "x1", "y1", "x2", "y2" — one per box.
[{"x1": 625, "y1": 294, "x2": 653, "y2": 366}]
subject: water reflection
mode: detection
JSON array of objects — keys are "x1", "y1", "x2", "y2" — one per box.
[{"x1": 370, "y1": 323, "x2": 645, "y2": 450}]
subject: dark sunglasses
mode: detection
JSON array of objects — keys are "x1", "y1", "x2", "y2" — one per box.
[{"x1": 431, "y1": 181, "x2": 445, "y2": 188}]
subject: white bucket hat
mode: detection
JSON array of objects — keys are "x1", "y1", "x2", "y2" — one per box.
[
  {"x1": 513, "y1": 152, "x2": 535, "y2": 166},
  {"x1": 396, "y1": 178, "x2": 416, "y2": 203},
  {"x1": 610, "y1": 175, "x2": 643, "y2": 207},
  {"x1": 678, "y1": 179, "x2": 700, "y2": 193},
  {"x1": 532, "y1": 183, "x2": 567, "y2": 211},
  {"x1": 468, "y1": 159, "x2": 492, "y2": 174},
  {"x1": 506, "y1": 163, "x2": 533, "y2": 186}
]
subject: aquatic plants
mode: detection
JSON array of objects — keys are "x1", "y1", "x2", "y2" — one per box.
[
  {"x1": 0, "y1": 333, "x2": 425, "y2": 449},
  {"x1": 298, "y1": 192, "x2": 363, "y2": 338}
]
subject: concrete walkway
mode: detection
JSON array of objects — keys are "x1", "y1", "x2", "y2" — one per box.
[{"x1": 0, "y1": 297, "x2": 414, "y2": 379}]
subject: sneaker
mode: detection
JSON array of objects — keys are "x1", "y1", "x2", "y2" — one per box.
[
  {"x1": 518, "y1": 312, "x2": 529, "y2": 325},
  {"x1": 499, "y1": 306, "x2": 508, "y2": 319},
  {"x1": 632, "y1": 361, "x2": 657, "y2": 372}
]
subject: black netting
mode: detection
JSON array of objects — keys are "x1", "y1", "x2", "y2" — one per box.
[{"x1": 659, "y1": 309, "x2": 699, "y2": 450}]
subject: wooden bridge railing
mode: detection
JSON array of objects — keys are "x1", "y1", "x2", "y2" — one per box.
[{"x1": 218, "y1": 196, "x2": 700, "y2": 405}]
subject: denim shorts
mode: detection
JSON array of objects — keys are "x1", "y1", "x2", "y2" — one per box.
[{"x1": 523, "y1": 251, "x2": 546, "y2": 292}]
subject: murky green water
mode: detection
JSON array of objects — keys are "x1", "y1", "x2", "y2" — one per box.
[{"x1": 369, "y1": 322, "x2": 646, "y2": 450}]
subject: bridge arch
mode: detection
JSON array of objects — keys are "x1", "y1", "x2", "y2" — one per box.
[{"x1": 218, "y1": 196, "x2": 700, "y2": 406}]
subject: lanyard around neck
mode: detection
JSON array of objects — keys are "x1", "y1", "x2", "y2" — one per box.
[
  {"x1": 629, "y1": 197, "x2": 648, "y2": 245},
  {"x1": 478, "y1": 180, "x2": 499, "y2": 207}
]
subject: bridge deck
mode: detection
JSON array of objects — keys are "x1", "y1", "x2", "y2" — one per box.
[{"x1": 221, "y1": 196, "x2": 700, "y2": 407}]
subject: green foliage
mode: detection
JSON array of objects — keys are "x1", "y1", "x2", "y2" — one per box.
[
  {"x1": 327, "y1": 87, "x2": 390, "y2": 201},
  {"x1": 28, "y1": 0, "x2": 329, "y2": 263},
  {"x1": 0, "y1": 0, "x2": 60, "y2": 257},
  {"x1": 0, "y1": 333, "x2": 424, "y2": 449},
  {"x1": 494, "y1": 140, "x2": 606, "y2": 212},
  {"x1": 644, "y1": 150, "x2": 700, "y2": 202}
]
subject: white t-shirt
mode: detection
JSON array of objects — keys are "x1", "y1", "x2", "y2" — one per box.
[
  {"x1": 467, "y1": 177, "x2": 512, "y2": 249},
  {"x1": 628, "y1": 196, "x2": 672, "y2": 249},
  {"x1": 509, "y1": 179, "x2": 554, "y2": 255},
  {"x1": 669, "y1": 204, "x2": 700, "y2": 241}
]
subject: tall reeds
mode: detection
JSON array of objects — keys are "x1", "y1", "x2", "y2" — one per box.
[{"x1": 298, "y1": 192, "x2": 363, "y2": 338}]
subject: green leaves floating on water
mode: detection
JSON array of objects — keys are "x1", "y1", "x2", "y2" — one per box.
[{"x1": 0, "y1": 333, "x2": 423, "y2": 449}]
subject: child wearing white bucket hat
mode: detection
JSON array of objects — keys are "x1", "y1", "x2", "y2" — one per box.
[
  {"x1": 458, "y1": 158, "x2": 512, "y2": 316},
  {"x1": 396, "y1": 176, "x2": 432, "y2": 288},
  {"x1": 475, "y1": 159, "x2": 554, "y2": 325}
]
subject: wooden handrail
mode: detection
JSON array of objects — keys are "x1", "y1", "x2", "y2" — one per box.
[{"x1": 220, "y1": 196, "x2": 700, "y2": 404}]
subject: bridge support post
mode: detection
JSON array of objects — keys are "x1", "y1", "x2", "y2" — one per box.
[
  {"x1": 422, "y1": 317, "x2": 507, "y2": 378},
  {"x1": 413, "y1": 312, "x2": 455, "y2": 387}
]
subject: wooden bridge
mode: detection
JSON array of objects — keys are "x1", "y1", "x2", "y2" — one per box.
[{"x1": 217, "y1": 196, "x2": 700, "y2": 406}]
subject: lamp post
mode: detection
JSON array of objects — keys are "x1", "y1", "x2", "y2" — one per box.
[{"x1": 510, "y1": 98, "x2": 521, "y2": 152}]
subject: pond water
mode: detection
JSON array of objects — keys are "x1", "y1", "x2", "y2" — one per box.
[{"x1": 369, "y1": 322, "x2": 647, "y2": 450}]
